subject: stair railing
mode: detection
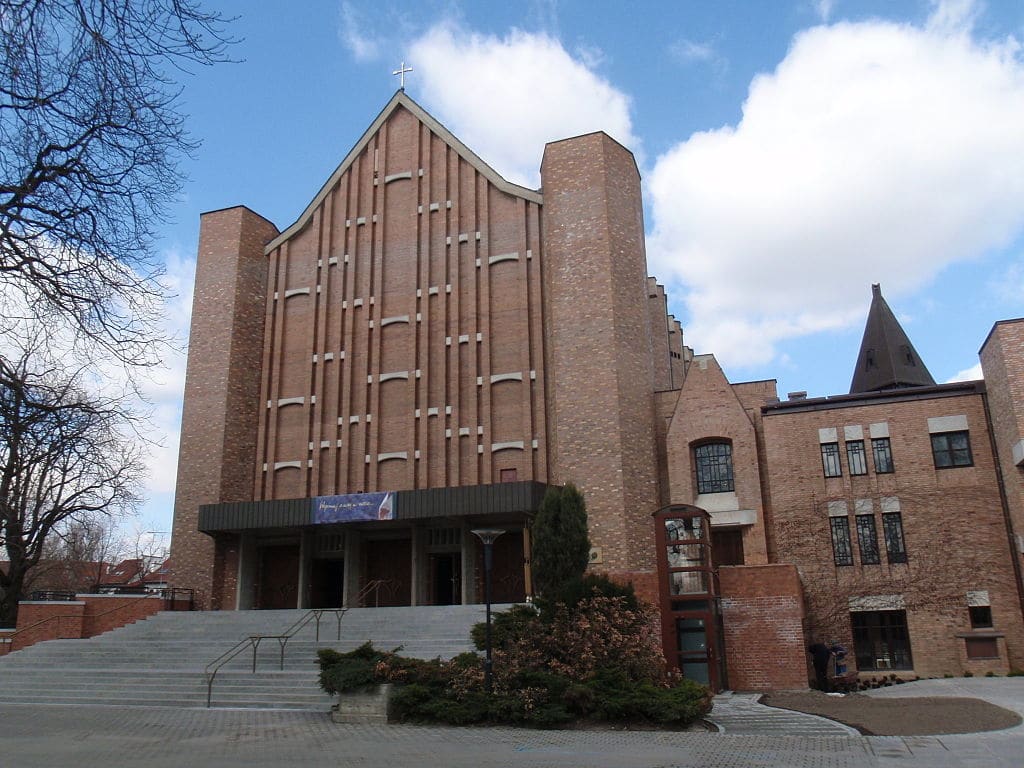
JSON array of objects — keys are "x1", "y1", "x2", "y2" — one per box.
[
  {"x1": 355, "y1": 579, "x2": 400, "y2": 607},
  {"x1": 204, "y1": 607, "x2": 346, "y2": 707}
]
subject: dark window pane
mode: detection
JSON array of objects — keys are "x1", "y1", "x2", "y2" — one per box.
[
  {"x1": 931, "y1": 431, "x2": 973, "y2": 468},
  {"x1": 847, "y1": 440, "x2": 867, "y2": 475},
  {"x1": 821, "y1": 443, "x2": 842, "y2": 478},
  {"x1": 882, "y1": 513, "x2": 908, "y2": 564},
  {"x1": 694, "y1": 442, "x2": 734, "y2": 494},
  {"x1": 830, "y1": 517, "x2": 853, "y2": 566},
  {"x1": 856, "y1": 515, "x2": 880, "y2": 565},
  {"x1": 969, "y1": 605, "x2": 993, "y2": 629},
  {"x1": 851, "y1": 610, "x2": 913, "y2": 670},
  {"x1": 872, "y1": 437, "x2": 894, "y2": 473}
]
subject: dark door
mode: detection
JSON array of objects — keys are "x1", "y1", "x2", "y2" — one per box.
[
  {"x1": 430, "y1": 553, "x2": 461, "y2": 605},
  {"x1": 711, "y1": 529, "x2": 745, "y2": 568},
  {"x1": 489, "y1": 531, "x2": 525, "y2": 604},
  {"x1": 363, "y1": 539, "x2": 411, "y2": 606},
  {"x1": 257, "y1": 544, "x2": 299, "y2": 609},
  {"x1": 310, "y1": 559, "x2": 345, "y2": 608}
]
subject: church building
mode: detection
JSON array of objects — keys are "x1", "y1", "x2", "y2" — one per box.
[{"x1": 170, "y1": 90, "x2": 1024, "y2": 690}]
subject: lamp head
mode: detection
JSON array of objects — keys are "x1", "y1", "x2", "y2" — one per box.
[{"x1": 471, "y1": 528, "x2": 506, "y2": 546}]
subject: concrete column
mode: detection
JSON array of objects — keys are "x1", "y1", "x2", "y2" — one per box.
[
  {"x1": 461, "y1": 522, "x2": 477, "y2": 604},
  {"x1": 343, "y1": 530, "x2": 362, "y2": 608},
  {"x1": 297, "y1": 530, "x2": 313, "y2": 609},
  {"x1": 410, "y1": 526, "x2": 423, "y2": 606},
  {"x1": 235, "y1": 532, "x2": 257, "y2": 610}
]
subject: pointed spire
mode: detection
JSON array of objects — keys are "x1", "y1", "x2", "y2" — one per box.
[{"x1": 850, "y1": 284, "x2": 936, "y2": 394}]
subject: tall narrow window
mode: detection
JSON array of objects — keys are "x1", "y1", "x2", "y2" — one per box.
[
  {"x1": 872, "y1": 437, "x2": 894, "y2": 473},
  {"x1": 846, "y1": 440, "x2": 868, "y2": 476},
  {"x1": 694, "y1": 442, "x2": 734, "y2": 494},
  {"x1": 821, "y1": 443, "x2": 842, "y2": 478},
  {"x1": 931, "y1": 431, "x2": 973, "y2": 468},
  {"x1": 830, "y1": 517, "x2": 853, "y2": 566},
  {"x1": 856, "y1": 515, "x2": 880, "y2": 565},
  {"x1": 882, "y1": 512, "x2": 908, "y2": 563}
]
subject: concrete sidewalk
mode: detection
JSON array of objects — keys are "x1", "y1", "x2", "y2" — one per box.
[{"x1": 1, "y1": 679, "x2": 1022, "y2": 767}]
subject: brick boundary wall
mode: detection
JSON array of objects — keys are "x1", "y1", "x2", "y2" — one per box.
[
  {"x1": 2, "y1": 595, "x2": 166, "y2": 654},
  {"x1": 718, "y1": 564, "x2": 809, "y2": 691}
]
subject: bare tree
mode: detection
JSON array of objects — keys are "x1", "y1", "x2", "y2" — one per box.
[
  {"x1": 0, "y1": 341, "x2": 144, "y2": 626},
  {"x1": 0, "y1": 0, "x2": 233, "y2": 366}
]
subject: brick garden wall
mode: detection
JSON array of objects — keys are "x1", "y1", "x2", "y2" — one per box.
[{"x1": 718, "y1": 565, "x2": 808, "y2": 691}]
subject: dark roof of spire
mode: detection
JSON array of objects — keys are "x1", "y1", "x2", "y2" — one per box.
[{"x1": 849, "y1": 284, "x2": 936, "y2": 394}]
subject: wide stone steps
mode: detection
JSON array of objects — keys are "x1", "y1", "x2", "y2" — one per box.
[{"x1": 0, "y1": 604, "x2": 498, "y2": 710}]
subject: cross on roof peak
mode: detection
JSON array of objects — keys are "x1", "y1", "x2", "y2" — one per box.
[{"x1": 392, "y1": 61, "x2": 412, "y2": 90}]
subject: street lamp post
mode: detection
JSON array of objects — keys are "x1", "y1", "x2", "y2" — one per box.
[{"x1": 471, "y1": 528, "x2": 505, "y2": 694}]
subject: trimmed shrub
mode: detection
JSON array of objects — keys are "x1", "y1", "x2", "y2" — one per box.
[{"x1": 531, "y1": 484, "x2": 590, "y2": 597}]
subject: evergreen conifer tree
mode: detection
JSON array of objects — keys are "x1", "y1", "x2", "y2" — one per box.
[{"x1": 531, "y1": 484, "x2": 591, "y2": 597}]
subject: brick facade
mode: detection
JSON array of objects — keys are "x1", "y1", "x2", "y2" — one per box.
[{"x1": 169, "y1": 90, "x2": 1024, "y2": 690}]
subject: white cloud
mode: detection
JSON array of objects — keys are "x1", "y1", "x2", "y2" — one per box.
[
  {"x1": 946, "y1": 362, "x2": 983, "y2": 382},
  {"x1": 409, "y1": 23, "x2": 638, "y2": 187},
  {"x1": 138, "y1": 250, "x2": 194, "y2": 497},
  {"x1": 815, "y1": 0, "x2": 835, "y2": 23},
  {"x1": 338, "y1": 1, "x2": 381, "y2": 61},
  {"x1": 648, "y1": 7, "x2": 1024, "y2": 367}
]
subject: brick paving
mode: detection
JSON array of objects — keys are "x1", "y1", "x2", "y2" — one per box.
[{"x1": 1, "y1": 680, "x2": 1022, "y2": 767}]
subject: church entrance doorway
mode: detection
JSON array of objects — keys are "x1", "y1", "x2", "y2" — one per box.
[
  {"x1": 256, "y1": 544, "x2": 299, "y2": 609},
  {"x1": 362, "y1": 538, "x2": 411, "y2": 606},
  {"x1": 429, "y1": 553, "x2": 461, "y2": 605},
  {"x1": 309, "y1": 558, "x2": 345, "y2": 608}
]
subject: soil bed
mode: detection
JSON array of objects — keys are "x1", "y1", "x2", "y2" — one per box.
[{"x1": 762, "y1": 690, "x2": 1022, "y2": 735}]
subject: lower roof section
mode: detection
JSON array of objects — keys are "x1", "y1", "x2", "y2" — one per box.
[{"x1": 198, "y1": 481, "x2": 550, "y2": 533}]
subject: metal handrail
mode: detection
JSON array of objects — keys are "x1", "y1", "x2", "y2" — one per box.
[
  {"x1": 356, "y1": 579, "x2": 399, "y2": 607},
  {"x1": 204, "y1": 608, "x2": 346, "y2": 707},
  {"x1": 0, "y1": 613, "x2": 78, "y2": 654},
  {"x1": 0, "y1": 590, "x2": 178, "y2": 655}
]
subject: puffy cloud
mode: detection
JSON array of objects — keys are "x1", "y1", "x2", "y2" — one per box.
[
  {"x1": 648, "y1": 7, "x2": 1024, "y2": 367},
  {"x1": 409, "y1": 23, "x2": 638, "y2": 187},
  {"x1": 946, "y1": 362, "x2": 983, "y2": 382}
]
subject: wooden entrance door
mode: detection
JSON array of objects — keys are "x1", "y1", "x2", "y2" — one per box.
[
  {"x1": 257, "y1": 544, "x2": 299, "y2": 609},
  {"x1": 362, "y1": 539, "x2": 411, "y2": 606},
  {"x1": 489, "y1": 531, "x2": 525, "y2": 604}
]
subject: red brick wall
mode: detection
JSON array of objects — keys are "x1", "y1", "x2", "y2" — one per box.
[
  {"x1": 82, "y1": 595, "x2": 163, "y2": 637},
  {"x1": 541, "y1": 132, "x2": 661, "y2": 574},
  {"x1": 6, "y1": 595, "x2": 164, "y2": 653},
  {"x1": 10, "y1": 601, "x2": 84, "y2": 651},
  {"x1": 980, "y1": 319, "x2": 1024, "y2": 583},
  {"x1": 169, "y1": 206, "x2": 280, "y2": 609},
  {"x1": 255, "y1": 105, "x2": 548, "y2": 502},
  {"x1": 665, "y1": 356, "x2": 770, "y2": 564},
  {"x1": 719, "y1": 565, "x2": 808, "y2": 691},
  {"x1": 762, "y1": 388, "x2": 1024, "y2": 678}
]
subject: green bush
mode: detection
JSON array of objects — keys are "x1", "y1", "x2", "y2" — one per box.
[
  {"x1": 531, "y1": 484, "x2": 590, "y2": 597},
  {"x1": 320, "y1": 593, "x2": 713, "y2": 729}
]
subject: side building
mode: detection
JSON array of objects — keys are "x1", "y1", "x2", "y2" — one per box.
[{"x1": 170, "y1": 90, "x2": 1024, "y2": 689}]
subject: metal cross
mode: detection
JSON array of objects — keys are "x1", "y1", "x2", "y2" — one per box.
[{"x1": 392, "y1": 61, "x2": 413, "y2": 90}]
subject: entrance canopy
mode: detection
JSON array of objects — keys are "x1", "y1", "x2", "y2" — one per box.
[{"x1": 198, "y1": 481, "x2": 549, "y2": 533}]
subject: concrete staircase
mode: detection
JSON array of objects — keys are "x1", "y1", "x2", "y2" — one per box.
[{"x1": 0, "y1": 604, "x2": 499, "y2": 711}]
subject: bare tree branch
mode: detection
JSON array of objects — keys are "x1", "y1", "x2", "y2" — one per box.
[{"x1": 0, "y1": 0, "x2": 234, "y2": 368}]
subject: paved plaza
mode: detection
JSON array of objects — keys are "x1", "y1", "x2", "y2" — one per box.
[{"x1": 1, "y1": 679, "x2": 1023, "y2": 767}]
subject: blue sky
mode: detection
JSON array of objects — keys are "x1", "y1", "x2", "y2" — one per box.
[{"x1": 142, "y1": 0, "x2": 1024, "y2": 539}]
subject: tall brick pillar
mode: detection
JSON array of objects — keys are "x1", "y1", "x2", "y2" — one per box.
[
  {"x1": 540, "y1": 133, "x2": 661, "y2": 574},
  {"x1": 170, "y1": 206, "x2": 278, "y2": 609},
  {"x1": 980, "y1": 320, "x2": 1024, "y2": 595}
]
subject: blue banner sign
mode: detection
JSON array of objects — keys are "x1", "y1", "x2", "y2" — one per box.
[{"x1": 313, "y1": 491, "x2": 395, "y2": 524}]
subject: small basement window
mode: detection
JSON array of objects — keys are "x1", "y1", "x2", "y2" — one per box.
[{"x1": 965, "y1": 637, "x2": 999, "y2": 659}]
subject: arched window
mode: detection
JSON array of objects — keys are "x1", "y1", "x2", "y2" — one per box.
[{"x1": 693, "y1": 441, "x2": 734, "y2": 494}]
